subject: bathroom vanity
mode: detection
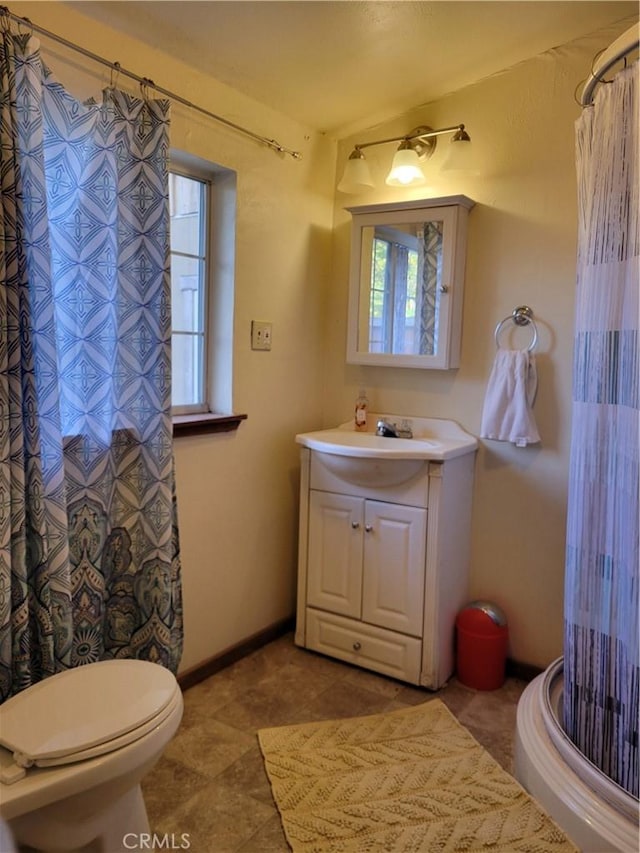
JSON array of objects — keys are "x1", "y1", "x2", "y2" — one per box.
[{"x1": 294, "y1": 416, "x2": 477, "y2": 689}]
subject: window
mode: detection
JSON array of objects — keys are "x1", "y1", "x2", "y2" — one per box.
[
  {"x1": 369, "y1": 227, "x2": 419, "y2": 355},
  {"x1": 170, "y1": 171, "x2": 207, "y2": 411},
  {"x1": 169, "y1": 153, "x2": 243, "y2": 433}
]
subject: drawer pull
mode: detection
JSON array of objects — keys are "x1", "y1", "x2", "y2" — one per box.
[
  {"x1": 351, "y1": 521, "x2": 360, "y2": 529},
  {"x1": 353, "y1": 642, "x2": 362, "y2": 651},
  {"x1": 365, "y1": 524, "x2": 373, "y2": 532}
]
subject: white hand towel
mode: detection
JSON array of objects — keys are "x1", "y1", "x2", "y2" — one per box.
[{"x1": 480, "y1": 349, "x2": 541, "y2": 447}]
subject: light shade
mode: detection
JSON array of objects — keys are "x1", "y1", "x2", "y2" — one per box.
[
  {"x1": 441, "y1": 128, "x2": 477, "y2": 175},
  {"x1": 337, "y1": 150, "x2": 374, "y2": 193},
  {"x1": 451, "y1": 126, "x2": 471, "y2": 142},
  {"x1": 385, "y1": 146, "x2": 426, "y2": 187}
]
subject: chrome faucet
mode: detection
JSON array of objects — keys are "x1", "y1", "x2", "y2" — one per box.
[{"x1": 376, "y1": 419, "x2": 413, "y2": 439}]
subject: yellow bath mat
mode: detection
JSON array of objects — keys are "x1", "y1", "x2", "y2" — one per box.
[{"x1": 258, "y1": 698, "x2": 577, "y2": 852}]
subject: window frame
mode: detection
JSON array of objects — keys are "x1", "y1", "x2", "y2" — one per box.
[
  {"x1": 168, "y1": 151, "x2": 246, "y2": 436},
  {"x1": 169, "y1": 166, "x2": 210, "y2": 415}
]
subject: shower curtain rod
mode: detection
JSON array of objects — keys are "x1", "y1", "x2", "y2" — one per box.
[
  {"x1": 0, "y1": 5, "x2": 302, "y2": 159},
  {"x1": 580, "y1": 22, "x2": 639, "y2": 106}
]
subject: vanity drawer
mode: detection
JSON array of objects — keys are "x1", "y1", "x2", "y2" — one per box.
[{"x1": 306, "y1": 608, "x2": 422, "y2": 684}]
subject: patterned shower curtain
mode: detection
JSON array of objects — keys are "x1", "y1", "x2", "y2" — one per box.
[
  {"x1": 563, "y1": 61, "x2": 638, "y2": 796},
  {"x1": 0, "y1": 31, "x2": 183, "y2": 701},
  {"x1": 417, "y1": 221, "x2": 442, "y2": 356}
]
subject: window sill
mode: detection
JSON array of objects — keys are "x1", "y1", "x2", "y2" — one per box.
[{"x1": 172, "y1": 412, "x2": 247, "y2": 437}]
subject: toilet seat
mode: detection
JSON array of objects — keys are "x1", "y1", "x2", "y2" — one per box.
[{"x1": 0, "y1": 660, "x2": 180, "y2": 781}]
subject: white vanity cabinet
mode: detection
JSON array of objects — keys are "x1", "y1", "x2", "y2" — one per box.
[
  {"x1": 295, "y1": 418, "x2": 477, "y2": 689},
  {"x1": 307, "y1": 493, "x2": 426, "y2": 634}
]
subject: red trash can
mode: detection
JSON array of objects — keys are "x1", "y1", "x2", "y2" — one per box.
[{"x1": 455, "y1": 601, "x2": 508, "y2": 690}]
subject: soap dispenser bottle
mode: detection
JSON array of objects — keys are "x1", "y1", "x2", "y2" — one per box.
[{"x1": 355, "y1": 388, "x2": 369, "y2": 432}]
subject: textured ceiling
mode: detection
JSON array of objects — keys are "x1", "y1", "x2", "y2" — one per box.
[{"x1": 69, "y1": 1, "x2": 638, "y2": 136}]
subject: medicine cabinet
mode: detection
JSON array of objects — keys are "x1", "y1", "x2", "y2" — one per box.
[{"x1": 346, "y1": 195, "x2": 474, "y2": 369}]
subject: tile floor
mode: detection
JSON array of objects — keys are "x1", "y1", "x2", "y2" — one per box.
[{"x1": 142, "y1": 633, "x2": 528, "y2": 852}]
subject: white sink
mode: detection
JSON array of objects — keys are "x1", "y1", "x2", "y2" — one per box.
[
  {"x1": 311, "y1": 452, "x2": 427, "y2": 487},
  {"x1": 297, "y1": 415, "x2": 477, "y2": 460},
  {"x1": 296, "y1": 430, "x2": 439, "y2": 458},
  {"x1": 296, "y1": 415, "x2": 477, "y2": 488}
]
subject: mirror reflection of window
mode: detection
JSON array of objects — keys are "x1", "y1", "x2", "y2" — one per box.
[{"x1": 366, "y1": 223, "x2": 443, "y2": 356}]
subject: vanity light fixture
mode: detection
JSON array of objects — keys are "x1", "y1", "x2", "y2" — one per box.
[
  {"x1": 386, "y1": 139, "x2": 428, "y2": 187},
  {"x1": 337, "y1": 124, "x2": 471, "y2": 193},
  {"x1": 338, "y1": 148, "x2": 375, "y2": 193}
]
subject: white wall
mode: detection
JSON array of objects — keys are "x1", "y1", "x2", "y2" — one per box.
[
  {"x1": 325, "y1": 19, "x2": 636, "y2": 668},
  {"x1": 12, "y1": 1, "x2": 336, "y2": 674}
]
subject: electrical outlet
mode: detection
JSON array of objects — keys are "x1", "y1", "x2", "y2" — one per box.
[{"x1": 251, "y1": 321, "x2": 272, "y2": 351}]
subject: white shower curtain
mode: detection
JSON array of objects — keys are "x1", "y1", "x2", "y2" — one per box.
[{"x1": 563, "y1": 61, "x2": 638, "y2": 797}]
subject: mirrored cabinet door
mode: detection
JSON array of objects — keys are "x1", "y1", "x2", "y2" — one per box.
[{"x1": 346, "y1": 196, "x2": 474, "y2": 369}]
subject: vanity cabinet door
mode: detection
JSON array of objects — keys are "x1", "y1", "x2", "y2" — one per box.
[
  {"x1": 307, "y1": 491, "x2": 363, "y2": 618},
  {"x1": 362, "y1": 501, "x2": 427, "y2": 637}
]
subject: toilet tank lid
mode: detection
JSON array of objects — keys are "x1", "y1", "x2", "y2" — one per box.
[{"x1": 0, "y1": 660, "x2": 179, "y2": 766}]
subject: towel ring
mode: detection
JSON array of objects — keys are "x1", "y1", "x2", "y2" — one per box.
[{"x1": 494, "y1": 305, "x2": 538, "y2": 352}]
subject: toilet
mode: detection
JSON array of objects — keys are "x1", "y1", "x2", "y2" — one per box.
[{"x1": 0, "y1": 659, "x2": 183, "y2": 853}]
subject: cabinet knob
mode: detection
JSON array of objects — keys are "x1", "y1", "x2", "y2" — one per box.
[
  {"x1": 365, "y1": 524, "x2": 373, "y2": 532},
  {"x1": 351, "y1": 521, "x2": 360, "y2": 529},
  {"x1": 353, "y1": 642, "x2": 361, "y2": 651}
]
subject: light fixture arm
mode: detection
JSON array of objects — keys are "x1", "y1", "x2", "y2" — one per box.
[
  {"x1": 353, "y1": 124, "x2": 468, "y2": 153},
  {"x1": 338, "y1": 122, "x2": 471, "y2": 193}
]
